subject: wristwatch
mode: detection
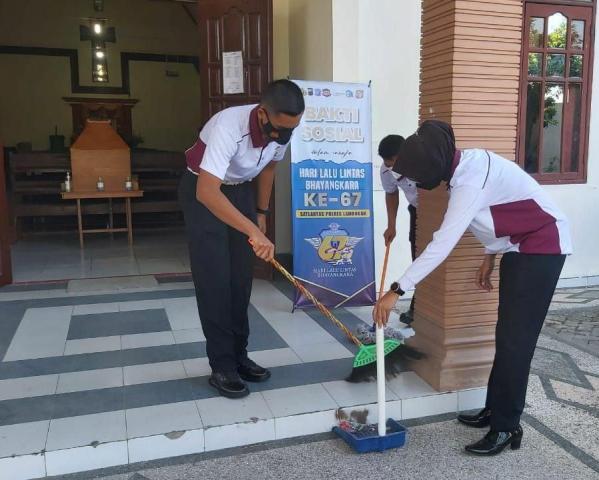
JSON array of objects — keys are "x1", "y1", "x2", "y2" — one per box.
[
  {"x1": 256, "y1": 207, "x2": 270, "y2": 216},
  {"x1": 389, "y1": 282, "x2": 405, "y2": 296}
]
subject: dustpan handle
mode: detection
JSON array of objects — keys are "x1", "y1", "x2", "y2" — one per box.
[
  {"x1": 377, "y1": 244, "x2": 391, "y2": 436},
  {"x1": 376, "y1": 324, "x2": 386, "y2": 436}
]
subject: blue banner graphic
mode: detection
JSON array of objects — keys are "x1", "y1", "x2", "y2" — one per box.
[{"x1": 291, "y1": 80, "x2": 375, "y2": 309}]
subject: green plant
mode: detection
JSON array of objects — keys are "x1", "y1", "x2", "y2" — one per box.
[{"x1": 544, "y1": 156, "x2": 559, "y2": 173}]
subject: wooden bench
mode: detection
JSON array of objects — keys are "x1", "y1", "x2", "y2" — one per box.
[{"x1": 7, "y1": 150, "x2": 186, "y2": 233}]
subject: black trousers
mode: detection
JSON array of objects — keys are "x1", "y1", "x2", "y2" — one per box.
[
  {"x1": 485, "y1": 252, "x2": 566, "y2": 431},
  {"x1": 178, "y1": 170, "x2": 256, "y2": 373},
  {"x1": 408, "y1": 204, "x2": 417, "y2": 313}
]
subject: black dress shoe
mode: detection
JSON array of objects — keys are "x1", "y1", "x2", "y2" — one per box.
[
  {"x1": 458, "y1": 407, "x2": 492, "y2": 428},
  {"x1": 208, "y1": 372, "x2": 249, "y2": 399},
  {"x1": 400, "y1": 310, "x2": 414, "y2": 325},
  {"x1": 465, "y1": 426, "x2": 523, "y2": 455},
  {"x1": 238, "y1": 359, "x2": 271, "y2": 383}
]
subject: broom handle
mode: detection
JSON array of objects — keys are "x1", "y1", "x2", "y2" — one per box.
[
  {"x1": 269, "y1": 258, "x2": 363, "y2": 347},
  {"x1": 377, "y1": 244, "x2": 391, "y2": 436},
  {"x1": 378, "y1": 244, "x2": 391, "y2": 301}
]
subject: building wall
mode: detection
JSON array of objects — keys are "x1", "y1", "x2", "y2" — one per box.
[
  {"x1": 329, "y1": 0, "x2": 599, "y2": 286},
  {"x1": 273, "y1": 0, "x2": 291, "y2": 80},
  {"x1": 288, "y1": 0, "x2": 334, "y2": 81},
  {"x1": 331, "y1": 0, "x2": 422, "y2": 288},
  {"x1": 0, "y1": 54, "x2": 73, "y2": 152},
  {"x1": 420, "y1": 0, "x2": 522, "y2": 321},
  {"x1": 547, "y1": 4, "x2": 599, "y2": 285},
  {"x1": 266, "y1": 0, "x2": 424, "y2": 280},
  {"x1": 0, "y1": 0, "x2": 201, "y2": 151},
  {"x1": 273, "y1": 0, "x2": 334, "y2": 254},
  {"x1": 273, "y1": 0, "x2": 292, "y2": 254}
]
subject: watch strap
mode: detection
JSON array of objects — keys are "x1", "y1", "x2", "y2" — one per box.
[
  {"x1": 390, "y1": 282, "x2": 405, "y2": 296},
  {"x1": 256, "y1": 207, "x2": 270, "y2": 215}
]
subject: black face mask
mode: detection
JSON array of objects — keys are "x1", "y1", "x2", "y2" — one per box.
[{"x1": 262, "y1": 114, "x2": 294, "y2": 145}]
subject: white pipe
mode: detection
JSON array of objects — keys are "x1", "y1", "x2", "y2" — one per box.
[{"x1": 376, "y1": 325, "x2": 386, "y2": 437}]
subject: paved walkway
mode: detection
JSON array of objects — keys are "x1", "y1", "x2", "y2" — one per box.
[
  {"x1": 544, "y1": 286, "x2": 599, "y2": 358},
  {"x1": 0, "y1": 276, "x2": 483, "y2": 479},
  {"x1": 550, "y1": 287, "x2": 599, "y2": 311},
  {"x1": 1, "y1": 280, "x2": 598, "y2": 480},
  {"x1": 51, "y1": 328, "x2": 599, "y2": 480}
]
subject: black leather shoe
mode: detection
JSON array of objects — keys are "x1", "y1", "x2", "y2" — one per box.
[
  {"x1": 465, "y1": 426, "x2": 523, "y2": 455},
  {"x1": 399, "y1": 310, "x2": 414, "y2": 325},
  {"x1": 238, "y1": 359, "x2": 271, "y2": 383},
  {"x1": 458, "y1": 407, "x2": 492, "y2": 428},
  {"x1": 208, "y1": 372, "x2": 249, "y2": 399}
]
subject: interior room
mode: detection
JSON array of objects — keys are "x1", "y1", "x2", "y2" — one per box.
[{"x1": 0, "y1": 0, "x2": 202, "y2": 282}]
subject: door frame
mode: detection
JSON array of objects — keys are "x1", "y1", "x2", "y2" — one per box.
[{"x1": 0, "y1": 143, "x2": 13, "y2": 286}]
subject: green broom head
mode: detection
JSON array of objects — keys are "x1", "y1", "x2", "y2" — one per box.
[{"x1": 352, "y1": 338, "x2": 402, "y2": 368}]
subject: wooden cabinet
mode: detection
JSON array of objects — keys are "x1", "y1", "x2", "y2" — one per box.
[
  {"x1": 70, "y1": 120, "x2": 131, "y2": 192},
  {"x1": 63, "y1": 97, "x2": 138, "y2": 143}
]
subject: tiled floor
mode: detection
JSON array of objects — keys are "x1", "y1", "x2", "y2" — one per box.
[
  {"x1": 10, "y1": 230, "x2": 190, "y2": 283},
  {"x1": 0, "y1": 276, "x2": 486, "y2": 480}
]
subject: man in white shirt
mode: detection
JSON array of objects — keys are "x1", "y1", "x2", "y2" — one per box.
[
  {"x1": 179, "y1": 80, "x2": 305, "y2": 399},
  {"x1": 378, "y1": 135, "x2": 418, "y2": 324}
]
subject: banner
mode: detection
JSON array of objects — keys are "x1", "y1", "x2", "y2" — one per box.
[{"x1": 291, "y1": 80, "x2": 375, "y2": 309}]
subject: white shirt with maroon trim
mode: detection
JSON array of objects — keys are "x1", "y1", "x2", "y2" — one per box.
[
  {"x1": 380, "y1": 164, "x2": 418, "y2": 207},
  {"x1": 185, "y1": 104, "x2": 289, "y2": 184},
  {"x1": 397, "y1": 148, "x2": 572, "y2": 292}
]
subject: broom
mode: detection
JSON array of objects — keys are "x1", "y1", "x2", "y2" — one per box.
[
  {"x1": 346, "y1": 244, "x2": 423, "y2": 382},
  {"x1": 266, "y1": 252, "x2": 421, "y2": 382}
]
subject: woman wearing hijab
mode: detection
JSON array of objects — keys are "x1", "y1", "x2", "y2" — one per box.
[{"x1": 373, "y1": 120, "x2": 571, "y2": 456}]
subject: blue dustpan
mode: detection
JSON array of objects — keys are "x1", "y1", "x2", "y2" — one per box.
[
  {"x1": 335, "y1": 321, "x2": 408, "y2": 453},
  {"x1": 333, "y1": 418, "x2": 407, "y2": 453}
]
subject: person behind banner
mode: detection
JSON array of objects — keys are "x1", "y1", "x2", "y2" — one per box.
[
  {"x1": 373, "y1": 120, "x2": 571, "y2": 456},
  {"x1": 378, "y1": 135, "x2": 418, "y2": 325},
  {"x1": 179, "y1": 80, "x2": 305, "y2": 399}
]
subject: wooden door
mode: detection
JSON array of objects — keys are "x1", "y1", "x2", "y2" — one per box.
[
  {"x1": 197, "y1": 0, "x2": 275, "y2": 279},
  {"x1": 197, "y1": 0, "x2": 273, "y2": 120},
  {"x1": 0, "y1": 144, "x2": 13, "y2": 286}
]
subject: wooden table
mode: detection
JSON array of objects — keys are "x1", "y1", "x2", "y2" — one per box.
[{"x1": 61, "y1": 190, "x2": 144, "y2": 247}]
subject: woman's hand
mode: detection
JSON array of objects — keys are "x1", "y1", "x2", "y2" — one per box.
[
  {"x1": 476, "y1": 254, "x2": 496, "y2": 292},
  {"x1": 373, "y1": 290, "x2": 400, "y2": 328}
]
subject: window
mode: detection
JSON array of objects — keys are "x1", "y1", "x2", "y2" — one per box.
[{"x1": 518, "y1": 2, "x2": 595, "y2": 183}]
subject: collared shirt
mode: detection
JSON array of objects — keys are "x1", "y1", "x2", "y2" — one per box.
[
  {"x1": 397, "y1": 149, "x2": 572, "y2": 292},
  {"x1": 380, "y1": 164, "x2": 418, "y2": 207},
  {"x1": 185, "y1": 104, "x2": 289, "y2": 184}
]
